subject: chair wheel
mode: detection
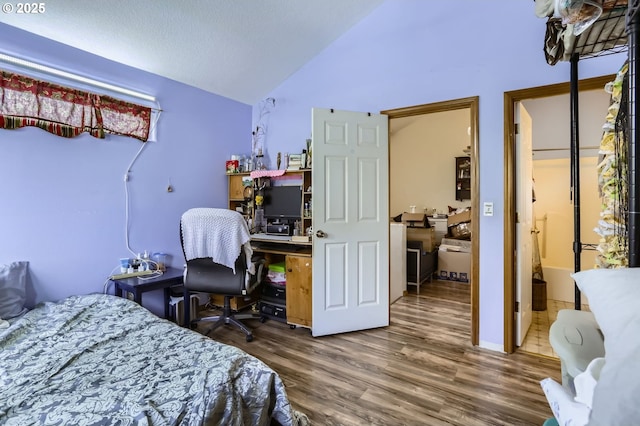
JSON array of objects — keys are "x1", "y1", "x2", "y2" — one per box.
[
  {"x1": 259, "y1": 316, "x2": 267, "y2": 323},
  {"x1": 290, "y1": 325, "x2": 296, "y2": 329},
  {"x1": 246, "y1": 334, "x2": 254, "y2": 342}
]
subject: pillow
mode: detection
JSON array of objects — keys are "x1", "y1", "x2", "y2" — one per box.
[
  {"x1": 0, "y1": 261, "x2": 29, "y2": 319},
  {"x1": 571, "y1": 268, "x2": 640, "y2": 426}
]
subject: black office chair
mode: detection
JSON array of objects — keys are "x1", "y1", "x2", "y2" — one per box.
[{"x1": 180, "y1": 208, "x2": 264, "y2": 342}]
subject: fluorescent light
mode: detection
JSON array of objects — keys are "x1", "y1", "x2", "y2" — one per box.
[{"x1": 0, "y1": 52, "x2": 156, "y2": 104}]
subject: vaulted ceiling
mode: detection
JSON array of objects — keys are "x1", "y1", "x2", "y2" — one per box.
[{"x1": 0, "y1": 0, "x2": 384, "y2": 104}]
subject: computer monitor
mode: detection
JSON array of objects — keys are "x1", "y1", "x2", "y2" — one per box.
[{"x1": 263, "y1": 185, "x2": 302, "y2": 223}]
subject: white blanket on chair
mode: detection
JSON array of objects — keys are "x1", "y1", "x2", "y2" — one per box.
[{"x1": 181, "y1": 208, "x2": 253, "y2": 274}]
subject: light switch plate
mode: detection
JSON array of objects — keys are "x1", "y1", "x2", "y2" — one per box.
[{"x1": 483, "y1": 202, "x2": 494, "y2": 216}]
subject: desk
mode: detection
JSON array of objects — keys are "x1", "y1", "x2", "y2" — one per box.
[
  {"x1": 251, "y1": 241, "x2": 312, "y2": 257},
  {"x1": 250, "y1": 236, "x2": 312, "y2": 328},
  {"x1": 112, "y1": 267, "x2": 184, "y2": 319},
  {"x1": 406, "y1": 244, "x2": 437, "y2": 294}
]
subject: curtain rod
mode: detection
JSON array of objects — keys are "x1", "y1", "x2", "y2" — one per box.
[{"x1": 0, "y1": 52, "x2": 159, "y2": 108}]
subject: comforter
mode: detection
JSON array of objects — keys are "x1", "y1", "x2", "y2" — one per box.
[{"x1": 0, "y1": 294, "x2": 303, "y2": 425}]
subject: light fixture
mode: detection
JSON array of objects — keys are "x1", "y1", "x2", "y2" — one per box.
[{"x1": 0, "y1": 52, "x2": 157, "y2": 105}]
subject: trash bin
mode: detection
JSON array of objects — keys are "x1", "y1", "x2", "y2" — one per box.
[{"x1": 533, "y1": 278, "x2": 547, "y2": 311}]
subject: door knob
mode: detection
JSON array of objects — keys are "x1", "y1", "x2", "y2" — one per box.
[{"x1": 315, "y1": 230, "x2": 327, "y2": 238}]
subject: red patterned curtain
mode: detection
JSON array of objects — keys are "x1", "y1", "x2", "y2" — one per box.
[{"x1": 0, "y1": 70, "x2": 151, "y2": 141}]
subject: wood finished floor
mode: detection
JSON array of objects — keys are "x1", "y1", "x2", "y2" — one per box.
[{"x1": 197, "y1": 280, "x2": 560, "y2": 425}]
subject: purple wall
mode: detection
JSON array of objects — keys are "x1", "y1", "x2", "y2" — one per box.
[
  {"x1": 254, "y1": 0, "x2": 627, "y2": 348},
  {"x1": 1, "y1": 1, "x2": 628, "y2": 347},
  {"x1": 0, "y1": 23, "x2": 251, "y2": 315}
]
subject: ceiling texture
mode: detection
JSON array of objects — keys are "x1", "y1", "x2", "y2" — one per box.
[{"x1": 0, "y1": 0, "x2": 384, "y2": 105}]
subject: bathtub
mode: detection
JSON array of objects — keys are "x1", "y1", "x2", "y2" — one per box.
[{"x1": 543, "y1": 266, "x2": 588, "y2": 305}]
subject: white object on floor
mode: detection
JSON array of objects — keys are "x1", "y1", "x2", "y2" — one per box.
[
  {"x1": 540, "y1": 378, "x2": 590, "y2": 426},
  {"x1": 549, "y1": 309, "x2": 604, "y2": 391},
  {"x1": 0, "y1": 319, "x2": 9, "y2": 329},
  {"x1": 574, "y1": 357, "x2": 605, "y2": 409}
]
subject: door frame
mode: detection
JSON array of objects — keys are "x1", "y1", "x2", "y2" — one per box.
[
  {"x1": 382, "y1": 96, "x2": 480, "y2": 346},
  {"x1": 503, "y1": 75, "x2": 613, "y2": 353},
  {"x1": 515, "y1": 102, "x2": 534, "y2": 346}
]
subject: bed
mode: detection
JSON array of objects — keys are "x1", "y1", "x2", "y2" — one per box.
[{"x1": 0, "y1": 288, "x2": 308, "y2": 425}]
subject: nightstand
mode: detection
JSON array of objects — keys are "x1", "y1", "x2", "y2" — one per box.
[{"x1": 111, "y1": 266, "x2": 184, "y2": 319}]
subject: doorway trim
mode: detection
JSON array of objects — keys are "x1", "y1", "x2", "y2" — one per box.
[
  {"x1": 382, "y1": 96, "x2": 480, "y2": 346},
  {"x1": 503, "y1": 75, "x2": 614, "y2": 353}
]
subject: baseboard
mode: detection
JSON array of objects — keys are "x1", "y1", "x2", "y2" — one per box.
[{"x1": 479, "y1": 340, "x2": 506, "y2": 353}]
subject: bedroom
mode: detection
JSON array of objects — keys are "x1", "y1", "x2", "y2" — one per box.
[
  {"x1": 1, "y1": 0, "x2": 627, "y2": 349},
  {"x1": 0, "y1": 1, "x2": 632, "y2": 425}
]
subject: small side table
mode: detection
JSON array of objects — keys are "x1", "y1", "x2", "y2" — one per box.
[{"x1": 112, "y1": 266, "x2": 184, "y2": 319}]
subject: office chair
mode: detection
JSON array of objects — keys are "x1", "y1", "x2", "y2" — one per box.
[{"x1": 180, "y1": 208, "x2": 265, "y2": 342}]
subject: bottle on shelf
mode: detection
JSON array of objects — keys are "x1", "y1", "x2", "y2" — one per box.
[{"x1": 255, "y1": 148, "x2": 265, "y2": 170}]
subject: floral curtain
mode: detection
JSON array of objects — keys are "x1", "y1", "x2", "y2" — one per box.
[{"x1": 0, "y1": 70, "x2": 151, "y2": 141}]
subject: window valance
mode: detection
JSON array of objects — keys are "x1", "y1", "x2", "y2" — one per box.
[{"x1": 0, "y1": 70, "x2": 151, "y2": 141}]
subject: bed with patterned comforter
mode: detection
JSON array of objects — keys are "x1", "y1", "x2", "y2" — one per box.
[{"x1": 0, "y1": 293, "x2": 306, "y2": 425}]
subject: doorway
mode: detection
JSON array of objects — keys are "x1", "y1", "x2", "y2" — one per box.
[
  {"x1": 382, "y1": 97, "x2": 480, "y2": 346},
  {"x1": 504, "y1": 76, "x2": 613, "y2": 354}
]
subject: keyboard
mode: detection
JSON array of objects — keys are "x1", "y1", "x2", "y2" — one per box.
[{"x1": 251, "y1": 233, "x2": 291, "y2": 242}]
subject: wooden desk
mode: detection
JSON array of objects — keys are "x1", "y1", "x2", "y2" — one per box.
[
  {"x1": 251, "y1": 241, "x2": 312, "y2": 257},
  {"x1": 251, "y1": 236, "x2": 313, "y2": 329},
  {"x1": 112, "y1": 267, "x2": 184, "y2": 319},
  {"x1": 251, "y1": 234, "x2": 313, "y2": 256}
]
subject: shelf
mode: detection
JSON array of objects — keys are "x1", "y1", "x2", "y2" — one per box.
[
  {"x1": 541, "y1": 0, "x2": 628, "y2": 64},
  {"x1": 455, "y1": 156, "x2": 471, "y2": 201},
  {"x1": 565, "y1": 1, "x2": 628, "y2": 60}
]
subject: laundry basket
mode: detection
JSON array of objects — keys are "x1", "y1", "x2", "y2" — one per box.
[{"x1": 533, "y1": 278, "x2": 547, "y2": 311}]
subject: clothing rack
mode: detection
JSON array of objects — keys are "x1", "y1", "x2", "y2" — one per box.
[
  {"x1": 541, "y1": 0, "x2": 639, "y2": 309},
  {"x1": 629, "y1": 1, "x2": 640, "y2": 266},
  {"x1": 532, "y1": 146, "x2": 599, "y2": 152}
]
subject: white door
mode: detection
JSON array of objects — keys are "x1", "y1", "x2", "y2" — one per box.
[
  {"x1": 516, "y1": 102, "x2": 534, "y2": 346},
  {"x1": 311, "y1": 108, "x2": 389, "y2": 337},
  {"x1": 389, "y1": 222, "x2": 406, "y2": 304}
]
